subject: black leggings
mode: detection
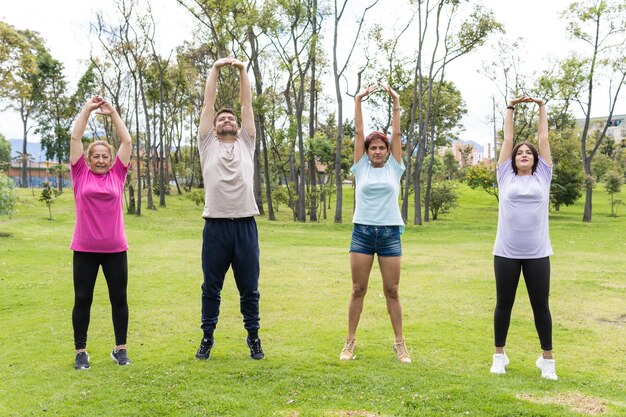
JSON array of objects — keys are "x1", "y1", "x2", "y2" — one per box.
[
  {"x1": 493, "y1": 256, "x2": 552, "y2": 351},
  {"x1": 73, "y1": 251, "x2": 128, "y2": 350}
]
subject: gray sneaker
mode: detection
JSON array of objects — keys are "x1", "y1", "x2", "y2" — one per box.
[
  {"x1": 74, "y1": 351, "x2": 90, "y2": 370},
  {"x1": 110, "y1": 348, "x2": 131, "y2": 365}
]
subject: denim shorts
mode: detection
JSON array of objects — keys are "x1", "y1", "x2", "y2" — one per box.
[{"x1": 349, "y1": 224, "x2": 402, "y2": 257}]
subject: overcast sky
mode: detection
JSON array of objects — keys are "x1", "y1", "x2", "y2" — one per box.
[{"x1": 1, "y1": 0, "x2": 623, "y2": 146}]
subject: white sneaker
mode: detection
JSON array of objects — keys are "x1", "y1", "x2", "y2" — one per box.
[
  {"x1": 536, "y1": 356, "x2": 558, "y2": 380},
  {"x1": 490, "y1": 352, "x2": 510, "y2": 374}
]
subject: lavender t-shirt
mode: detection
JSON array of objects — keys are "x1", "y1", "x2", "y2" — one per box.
[
  {"x1": 70, "y1": 156, "x2": 129, "y2": 253},
  {"x1": 493, "y1": 156, "x2": 553, "y2": 259}
]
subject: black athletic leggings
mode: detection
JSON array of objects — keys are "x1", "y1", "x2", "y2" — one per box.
[
  {"x1": 493, "y1": 255, "x2": 552, "y2": 351},
  {"x1": 72, "y1": 251, "x2": 128, "y2": 350}
]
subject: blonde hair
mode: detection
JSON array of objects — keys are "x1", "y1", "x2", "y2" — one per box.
[{"x1": 87, "y1": 140, "x2": 114, "y2": 159}]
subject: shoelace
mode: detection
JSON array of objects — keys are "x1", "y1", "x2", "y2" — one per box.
[
  {"x1": 342, "y1": 339, "x2": 355, "y2": 352},
  {"x1": 394, "y1": 342, "x2": 408, "y2": 356}
]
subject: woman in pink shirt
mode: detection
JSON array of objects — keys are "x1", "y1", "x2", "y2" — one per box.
[{"x1": 69, "y1": 96, "x2": 132, "y2": 370}]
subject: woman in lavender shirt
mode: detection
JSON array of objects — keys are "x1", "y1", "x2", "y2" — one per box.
[
  {"x1": 69, "y1": 96, "x2": 132, "y2": 370},
  {"x1": 490, "y1": 96, "x2": 557, "y2": 380}
]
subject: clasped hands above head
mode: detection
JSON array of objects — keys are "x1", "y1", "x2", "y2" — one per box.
[
  {"x1": 356, "y1": 82, "x2": 399, "y2": 100},
  {"x1": 508, "y1": 96, "x2": 546, "y2": 107}
]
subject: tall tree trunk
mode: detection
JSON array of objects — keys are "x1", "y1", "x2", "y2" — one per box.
[{"x1": 140, "y1": 75, "x2": 156, "y2": 210}]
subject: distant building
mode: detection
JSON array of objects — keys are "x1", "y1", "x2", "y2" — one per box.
[
  {"x1": 576, "y1": 114, "x2": 625, "y2": 144},
  {"x1": 439, "y1": 139, "x2": 487, "y2": 167},
  {"x1": 7, "y1": 139, "x2": 69, "y2": 188}
]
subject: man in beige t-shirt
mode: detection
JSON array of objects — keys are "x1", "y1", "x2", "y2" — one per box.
[{"x1": 194, "y1": 57, "x2": 264, "y2": 361}]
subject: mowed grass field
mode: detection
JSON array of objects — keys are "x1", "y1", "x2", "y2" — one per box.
[{"x1": 0, "y1": 183, "x2": 624, "y2": 417}]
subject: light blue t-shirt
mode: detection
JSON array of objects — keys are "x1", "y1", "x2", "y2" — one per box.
[
  {"x1": 493, "y1": 156, "x2": 553, "y2": 259},
  {"x1": 350, "y1": 154, "x2": 405, "y2": 228}
]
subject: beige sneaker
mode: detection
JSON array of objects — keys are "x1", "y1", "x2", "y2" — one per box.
[
  {"x1": 393, "y1": 340, "x2": 411, "y2": 363},
  {"x1": 339, "y1": 338, "x2": 356, "y2": 360}
]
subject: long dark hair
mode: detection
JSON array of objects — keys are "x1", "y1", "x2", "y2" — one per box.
[{"x1": 511, "y1": 141, "x2": 539, "y2": 175}]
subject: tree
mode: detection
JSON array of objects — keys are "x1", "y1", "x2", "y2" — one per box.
[
  {"x1": 0, "y1": 133, "x2": 10, "y2": 171},
  {"x1": 0, "y1": 23, "x2": 47, "y2": 188},
  {"x1": 562, "y1": 0, "x2": 626, "y2": 222},
  {"x1": 465, "y1": 163, "x2": 498, "y2": 201},
  {"x1": 0, "y1": 172, "x2": 17, "y2": 216},
  {"x1": 550, "y1": 130, "x2": 584, "y2": 210},
  {"x1": 38, "y1": 62, "x2": 97, "y2": 193},
  {"x1": 604, "y1": 170, "x2": 623, "y2": 217},
  {"x1": 331, "y1": 0, "x2": 380, "y2": 223},
  {"x1": 39, "y1": 181, "x2": 59, "y2": 220},
  {"x1": 403, "y1": 0, "x2": 502, "y2": 225},
  {"x1": 427, "y1": 180, "x2": 458, "y2": 220},
  {"x1": 442, "y1": 149, "x2": 459, "y2": 180}
]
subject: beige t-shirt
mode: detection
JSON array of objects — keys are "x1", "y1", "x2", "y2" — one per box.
[{"x1": 198, "y1": 128, "x2": 259, "y2": 218}]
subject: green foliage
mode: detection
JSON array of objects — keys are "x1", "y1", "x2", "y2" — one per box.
[
  {"x1": 153, "y1": 182, "x2": 171, "y2": 197},
  {"x1": 185, "y1": 189, "x2": 204, "y2": 207},
  {"x1": 551, "y1": 130, "x2": 584, "y2": 210},
  {"x1": 605, "y1": 171, "x2": 623, "y2": 217},
  {"x1": 442, "y1": 149, "x2": 459, "y2": 180},
  {"x1": 464, "y1": 164, "x2": 498, "y2": 201},
  {"x1": 271, "y1": 185, "x2": 290, "y2": 212},
  {"x1": 0, "y1": 133, "x2": 11, "y2": 170},
  {"x1": 0, "y1": 172, "x2": 17, "y2": 215},
  {"x1": 591, "y1": 153, "x2": 613, "y2": 182},
  {"x1": 38, "y1": 181, "x2": 59, "y2": 220},
  {"x1": 427, "y1": 180, "x2": 459, "y2": 220}
]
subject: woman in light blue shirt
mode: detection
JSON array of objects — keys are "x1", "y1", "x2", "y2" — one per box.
[{"x1": 339, "y1": 84, "x2": 410, "y2": 364}]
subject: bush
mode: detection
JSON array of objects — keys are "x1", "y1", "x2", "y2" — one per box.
[
  {"x1": 186, "y1": 189, "x2": 205, "y2": 207},
  {"x1": 0, "y1": 173, "x2": 17, "y2": 216},
  {"x1": 464, "y1": 164, "x2": 498, "y2": 201},
  {"x1": 428, "y1": 181, "x2": 459, "y2": 220}
]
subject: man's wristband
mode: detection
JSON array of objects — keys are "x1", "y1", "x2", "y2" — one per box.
[{"x1": 506, "y1": 106, "x2": 515, "y2": 110}]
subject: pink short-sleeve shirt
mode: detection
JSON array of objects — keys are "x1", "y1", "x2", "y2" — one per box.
[{"x1": 70, "y1": 156, "x2": 129, "y2": 253}]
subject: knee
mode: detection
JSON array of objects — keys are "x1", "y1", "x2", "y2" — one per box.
[
  {"x1": 383, "y1": 285, "x2": 399, "y2": 300},
  {"x1": 351, "y1": 284, "x2": 367, "y2": 299},
  {"x1": 74, "y1": 291, "x2": 93, "y2": 307}
]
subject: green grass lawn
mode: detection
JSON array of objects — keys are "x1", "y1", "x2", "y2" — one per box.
[{"x1": 0, "y1": 184, "x2": 624, "y2": 416}]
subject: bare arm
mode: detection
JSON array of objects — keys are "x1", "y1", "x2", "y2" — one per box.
[
  {"x1": 232, "y1": 58, "x2": 255, "y2": 137},
  {"x1": 198, "y1": 58, "x2": 231, "y2": 139},
  {"x1": 498, "y1": 96, "x2": 531, "y2": 166},
  {"x1": 70, "y1": 97, "x2": 103, "y2": 164},
  {"x1": 353, "y1": 85, "x2": 377, "y2": 164},
  {"x1": 96, "y1": 100, "x2": 132, "y2": 165},
  {"x1": 533, "y1": 98, "x2": 551, "y2": 165},
  {"x1": 382, "y1": 84, "x2": 402, "y2": 163}
]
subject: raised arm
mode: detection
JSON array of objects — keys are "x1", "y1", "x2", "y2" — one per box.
[
  {"x1": 198, "y1": 58, "x2": 232, "y2": 139},
  {"x1": 353, "y1": 85, "x2": 377, "y2": 164},
  {"x1": 498, "y1": 96, "x2": 531, "y2": 166},
  {"x1": 532, "y1": 97, "x2": 551, "y2": 165},
  {"x1": 96, "y1": 100, "x2": 132, "y2": 165},
  {"x1": 231, "y1": 58, "x2": 255, "y2": 137},
  {"x1": 70, "y1": 97, "x2": 104, "y2": 164},
  {"x1": 382, "y1": 83, "x2": 402, "y2": 163}
]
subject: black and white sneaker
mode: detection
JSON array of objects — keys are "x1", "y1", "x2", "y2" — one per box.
[
  {"x1": 74, "y1": 351, "x2": 90, "y2": 370},
  {"x1": 246, "y1": 337, "x2": 265, "y2": 360},
  {"x1": 195, "y1": 337, "x2": 214, "y2": 360},
  {"x1": 110, "y1": 348, "x2": 131, "y2": 365}
]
